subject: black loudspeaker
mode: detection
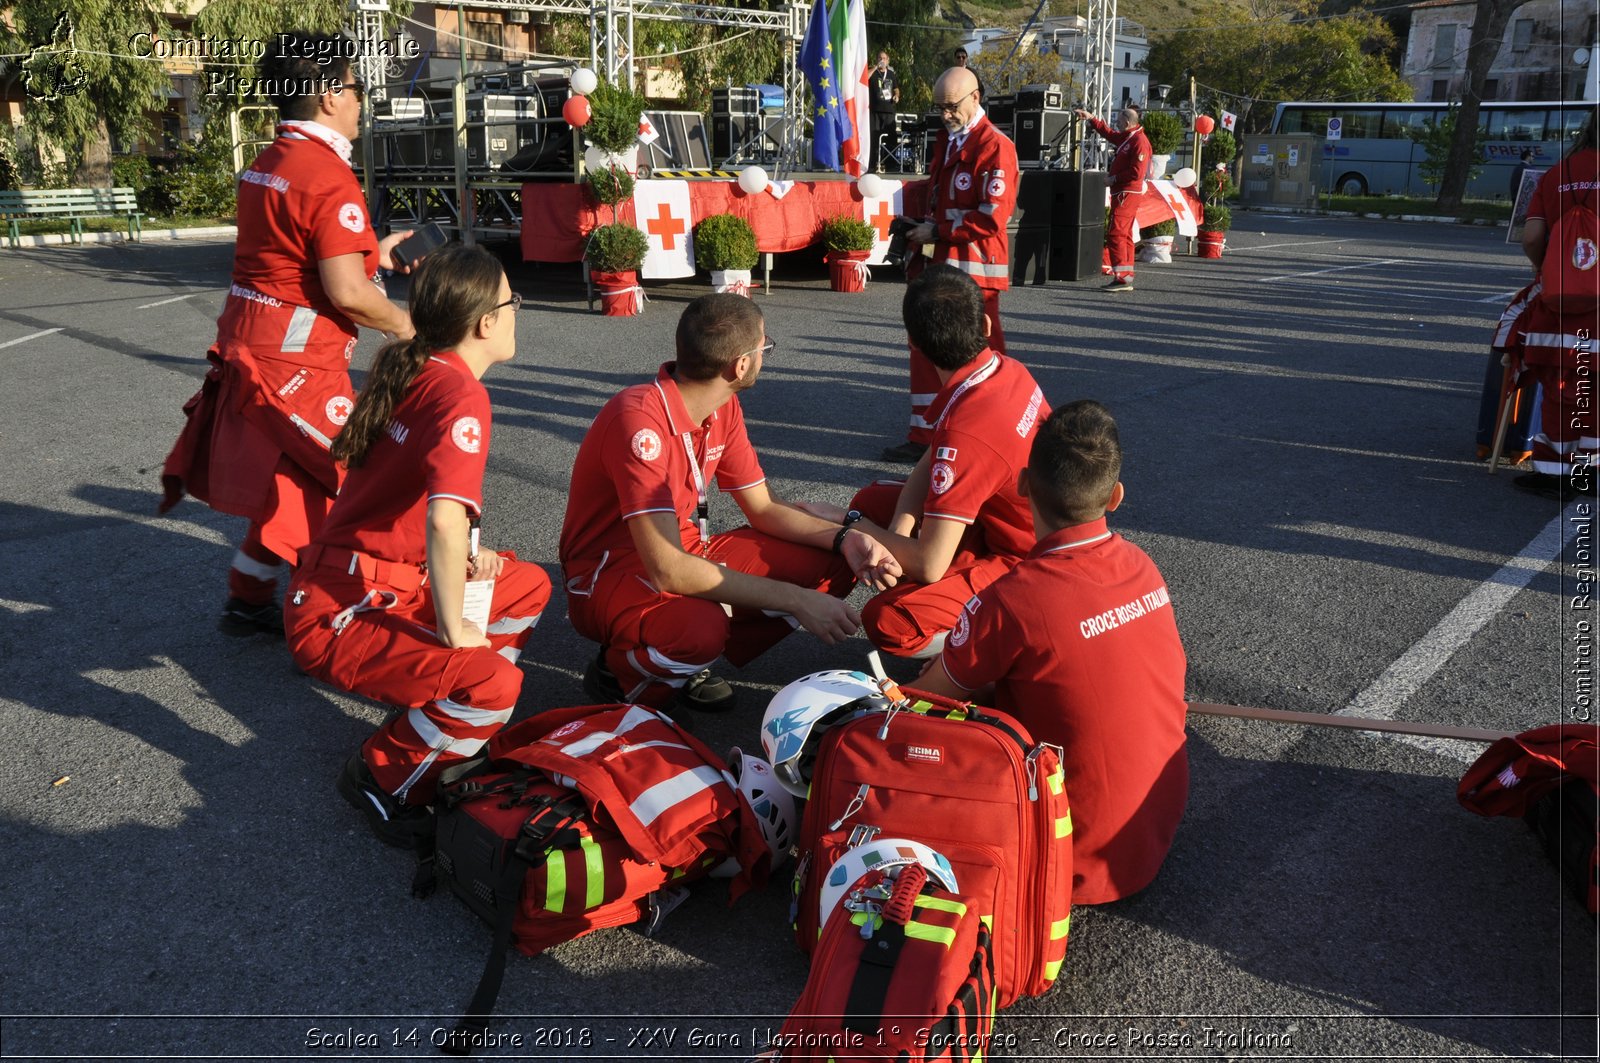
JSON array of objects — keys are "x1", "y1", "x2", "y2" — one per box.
[
  {"x1": 1008, "y1": 225, "x2": 1051, "y2": 285},
  {"x1": 640, "y1": 111, "x2": 711, "y2": 170},
  {"x1": 1013, "y1": 170, "x2": 1108, "y2": 231},
  {"x1": 712, "y1": 113, "x2": 756, "y2": 160},
  {"x1": 1013, "y1": 109, "x2": 1073, "y2": 166},
  {"x1": 1048, "y1": 224, "x2": 1105, "y2": 282},
  {"x1": 1013, "y1": 170, "x2": 1060, "y2": 231},
  {"x1": 985, "y1": 95, "x2": 1016, "y2": 132}
]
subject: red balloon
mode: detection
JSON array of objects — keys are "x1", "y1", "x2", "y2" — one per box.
[
  {"x1": 562, "y1": 96, "x2": 592, "y2": 128},
  {"x1": 1194, "y1": 114, "x2": 1216, "y2": 135}
]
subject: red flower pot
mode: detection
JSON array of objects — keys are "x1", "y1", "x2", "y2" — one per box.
[
  {"x1": 592, "y1": 268, "x2": 643, "y2": 315},
  {"x1": 825, "y1": 250, "x2": 871, "y2": 292},
  {"x1": 1196, "y1": 231, "x2": 1226, "y2": 259}
]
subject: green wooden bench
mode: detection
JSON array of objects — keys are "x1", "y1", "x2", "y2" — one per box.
[{"x1": 0, "y1": 187, "x2": 144, "y2": 247}]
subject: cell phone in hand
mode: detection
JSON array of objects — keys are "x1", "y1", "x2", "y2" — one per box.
[{"x1": 392, "y1": 222, "x2": 448, "y2": 271}]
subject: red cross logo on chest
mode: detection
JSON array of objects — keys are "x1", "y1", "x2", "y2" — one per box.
[{"x1": 647, "y1": 203, "x2": 685, "y2": 251}]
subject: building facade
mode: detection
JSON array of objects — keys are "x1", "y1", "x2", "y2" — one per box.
[{"x1": 1403, "y1": 0, "x2": 1597, "y2": 102}]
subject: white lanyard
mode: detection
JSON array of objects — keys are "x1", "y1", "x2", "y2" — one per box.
[
  {"x1": 679, "y1": 431, "x2": 711, "y2": 553},
  {"x1": 934, "y1": 354, "x2": 999, "y2": 428}
]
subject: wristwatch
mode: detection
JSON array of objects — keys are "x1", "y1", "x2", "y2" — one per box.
[{"x1": 832, "y1": 509, "x2": 864, "y2": 554}]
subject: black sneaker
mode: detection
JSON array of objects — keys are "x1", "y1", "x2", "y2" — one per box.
[
  {"x1": 678, "y1": 669, "x2": 738, "y2": 713},
  {"x1": 1101, "y1": 278, "x2": 1135, "y2": 292},
  {"x1": 879, "y1": 440, "x2": 928, "y2": 464},
  {"x1": 219, "y1": 597, "x2": 284, "y2": 638},
  {"x1": 1512, "y1": 472, "x2": 1563, "y2": 500},
  {"x1": 582, "y1": 650, "x2": 626, "y2": 703},
  {"x1": 337, "y1": 754, "x2": 434, "y2": 849}
]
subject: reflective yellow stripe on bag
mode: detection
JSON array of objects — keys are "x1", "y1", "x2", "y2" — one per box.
[{"x1": 582, "y1": 835, "x2": 605, "y2": 909}]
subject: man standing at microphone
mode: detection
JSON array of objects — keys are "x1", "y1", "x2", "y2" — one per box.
[
  {"x1": 1074, "y1": 103, "x2": 1150, "y2": 293},
  {"x1": 882, "y1": 65, "x2": 1019, "y2": 464}
]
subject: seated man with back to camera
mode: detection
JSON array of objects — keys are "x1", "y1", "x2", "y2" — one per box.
[
  {"x1": 915, "y1": 400, "x2": 1190, "y2": 904},
  {"x1": 559, "y1": 294, "x2": 902, "y2": 716}
]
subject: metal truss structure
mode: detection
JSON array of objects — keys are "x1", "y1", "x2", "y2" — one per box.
[{"x1": 1081, "y1": 0, "x2": 1117, "y2": 167}]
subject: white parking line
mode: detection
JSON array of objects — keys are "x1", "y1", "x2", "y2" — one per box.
[
  {"x1": 1339, "y1": 502, "x2": 1584, "y2": 760},
  {"x1": 1256, "y1": 258, "x2": 1405, "y2": 283},
  {"x1": 0, "y1": 327, "x2": 63, "y2": 350},
  {"x1": 138, "y1": 290, "x2": 217, "y2": 309},
  {"x1": 1232, "y1": 239, "x2": 1345, "y2": 252}
]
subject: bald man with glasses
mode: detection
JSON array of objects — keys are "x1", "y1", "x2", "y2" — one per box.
[{"x1": 883, "y1": 65, "x2": 1019, "y2": 464}]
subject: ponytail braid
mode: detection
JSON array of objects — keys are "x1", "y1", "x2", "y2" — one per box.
[{"x1": 333, "y1": 337, "x2": 431, "y2": 468}]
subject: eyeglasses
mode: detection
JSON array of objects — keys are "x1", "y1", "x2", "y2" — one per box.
[
  {"x1": 937, "y1": 90, "x2": 977, "y2": 115},
  {"x1": 491, "y1": 293, "x2": 522, "y2": 313},
  {"x1": 331, "y1": 81, "x2": 366, "y2": 103},
  {"x1": 741, "y1": 338, "x2": 775, "y2": 359}
]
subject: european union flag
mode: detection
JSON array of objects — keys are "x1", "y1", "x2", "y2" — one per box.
[{"x1": 800, "y1": 0, "x2": 848, "y2": 171}]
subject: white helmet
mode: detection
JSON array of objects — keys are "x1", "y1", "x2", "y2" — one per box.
[
  {"x1": 711, "y1": 748, "x2": 798, "y2": 878},
  {"x1": 760, "y1": 670, "x2": 888, "y2": 797},
  {"x1": 816, "y1": 837, "x2": 960, "y2": 932}
]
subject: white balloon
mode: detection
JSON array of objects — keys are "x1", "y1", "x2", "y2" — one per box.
[
  {"x1": 1172, "y1": 167, "x2": 1198, "y2": 189},
  {"x1": 857, "y1": 172, "x2": 886, "y2": 199},
  {"x1": 571, "y1": 68, "x2": 599, "y2": 95},
  {"x1": 583, "y1": 145, "x2": 608, "y2": 170},
  {"x1": 738, "y1": 165, "x2": 769, "y2": 195}
]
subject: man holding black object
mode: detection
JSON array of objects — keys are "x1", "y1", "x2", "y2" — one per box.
[
  {"x1": 1074, "y1": 103, "x2": 1150, "y2": 292},
  {"x1": 868, "y1": 52, "x2": 900, "y2": 173},
  {"x1": 882, "y1": 65, "x2": 1018, "y2": 464}
]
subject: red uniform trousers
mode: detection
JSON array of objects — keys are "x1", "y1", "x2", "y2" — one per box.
[
  {"x1": 565, "y1": 528, "x2": 854, "y2": 708},
  {"x1": 285, "y1": 550, "x2": 551, "y2": 805},
  {"x1": 1103, "y1": 190, "x2": 1140, "y2": 283},
  {"x1": 1528, "y1": 362, "x2": 1599, "y2": 479},
  {"x1": 908, "y1": 289, "x2": 1005, "y2": 445},
  {"x1": 849, "y1": 480, "x2": 1020, "y2": 657}
]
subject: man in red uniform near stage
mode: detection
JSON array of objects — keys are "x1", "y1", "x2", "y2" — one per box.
[
  {"x1": 916, "y1": 400, "x2": 1189, "y2": 903},
  {"x1": 1074, "y1": 103, "x2": 1151, "y2": 293},
  {"x1": 1505, "y1": 108, "x2": 1600, "y2": 500},
  {"x1": 813, "y1": 265, "x2": 1046, "y2": 659},
  {"x1": 560, "y1": 294, "x2": 902, "y2": 714},
  {"x1": 160, "y1": 33, "x2": 416, "y2": 637},
  {"x1": 882, "y1": 65, "x2": 1019, "y2": 464}
]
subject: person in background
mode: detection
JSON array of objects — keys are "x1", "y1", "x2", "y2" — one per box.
[
  {"x1": 953, "y1": 47, "x2": 984, "y2": 104},
  {"x1": 868, "y1": 51, "x2": 900, "y2": 173},
  {"x1": 285, "y1": 245, "x2": 551, "y2": 847},
  {"x1": 1073, "y1": 102, "x2": 1150, "y2": 293},
  {"x1": 160, "y1": 32, "x2": 417, "y2": 637}
]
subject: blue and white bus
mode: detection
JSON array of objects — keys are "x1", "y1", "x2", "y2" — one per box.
[{"x1": 1269, "y1": 100, "x2": 1591, "y2": 198}]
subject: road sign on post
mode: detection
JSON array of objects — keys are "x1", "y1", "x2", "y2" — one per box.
[{"x1": 1326, "y1": 116, "x2": 1342, "y2": 141}]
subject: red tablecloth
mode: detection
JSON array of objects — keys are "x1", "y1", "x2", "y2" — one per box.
[{"x1": 520, "y1": 179, "x2": 891, "y2": 263}]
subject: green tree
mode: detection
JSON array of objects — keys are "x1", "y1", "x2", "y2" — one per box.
[
  {"x1": 1432, "y1": 0, "x2": 1516, "y2": 211},
  {"x1": 0, "y1": 0, "x2": 170, "y2": 185},
  {"x1": 1408, "y1": 104, "x2": 1485, "y2": 190},
  {"x1": 1146, "y1": 0, "x2": 1410, "y2": 134}
]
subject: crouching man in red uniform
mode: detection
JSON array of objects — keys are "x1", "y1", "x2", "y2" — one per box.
[
  {"x1": 1074, "y1": 103, "x2": 1150, "y2": 292},
  {"x1": 916, "y1": 400, "x2": 1189, "y2": 903},
  {"x1": 285, "y1": 247, "x2": 551, "y2": 846},
  {"x1": 811, "y1": 265, "x2": 1047, "y2": 659},
  {"x1": 559, "y1": 294, "x2": 902, "y2": 715}
]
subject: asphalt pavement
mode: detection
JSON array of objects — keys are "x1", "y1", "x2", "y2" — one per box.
[{"x1": 0, "y1": 211, "x2": 1594, "y2": 1061}]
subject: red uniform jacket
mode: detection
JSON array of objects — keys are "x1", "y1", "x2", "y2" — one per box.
[
  {"x1": 909, "y1": 114, "x2": 1019, "y2": 291},
  {"x1": 1086, "y1": 117, "x2": 1151, "y2": 194}
]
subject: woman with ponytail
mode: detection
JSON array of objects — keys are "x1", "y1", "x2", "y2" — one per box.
[{"x1": 285, "y1": 245, "x2": 551, "y2": 846}]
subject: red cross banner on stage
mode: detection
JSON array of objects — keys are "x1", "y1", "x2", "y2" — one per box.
[
  {"x1": 634, "y1": 179, "x2": 696, "y2": 279},
  {"x1": 1134, "y1": 178, "x2": 1200, "y2": 238},
  {"x1": 861, "y1": 180, "x2": 905, "y2": 265},
  {"x1": 638, "y1": 113, "x2": 660, "y2": 146}
]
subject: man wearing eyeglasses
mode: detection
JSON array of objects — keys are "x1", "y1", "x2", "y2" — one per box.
[
  {"x1": 560, "y1": 294, "x2": 903, "y2": 718},
  {"x1": 162, "y1": 32, "x2": 421, "y2": 639},
  {"x1": 882, "y1": 65, "x2": 1018, "y2": 465}
]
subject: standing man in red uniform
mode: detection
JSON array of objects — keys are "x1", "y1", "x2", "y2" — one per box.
[
  {"x1": 560, "y1": 294, "x2": 902, "y2": 715},
  {"x1": 161, "y1": 33, "x2": 416, "y2": 637},
  {"x1": 883, "y1": 65, "x2": 1019, "y2": 464},
  {"x1": 916, "y1": 400, "x2": 1189, "y2": 903},
  {"x1": 1506, "y1": 109, "x2": 1600, "y2": 499},
  {"x1": 1074, "y1": 103, "x2": 1151, "y2": 292},
  {"x1": 286, "y1": 246, "x2": 551, "y2": 845},
  {"x1": 812, "y1": 265, "x2": 1046, "y2": 659}
]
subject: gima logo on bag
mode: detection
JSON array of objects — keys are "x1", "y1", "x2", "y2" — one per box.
[{"x1": 905, "y1": 744, "x2": 943, "y2": 764}]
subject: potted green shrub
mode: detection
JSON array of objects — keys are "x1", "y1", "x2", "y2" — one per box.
[
  {"x1": 1137, "y1": 217, "x2": 1177, "y2": 263},
  {"x1": 1197, "y1": 203, "x2": 1230, "y2": 259},
  {"x1": 694, "y1": 213, "x2": 758, "y2": 295},
  {"x1": 585, "y1": 222, "x2": 650, "y2": 314},
  {"x1": 819, "y1": 214, "x2": 876, "y2": 292},
  {"x1": 1140, "y1": 111, "x2": 1183, "y2": 179},
  {"x1": 585, "y1": 164, "x2": 634, "y2": 212},
  {"x1": 585, "y1": 81, "x2": 651, "y2": 173}
]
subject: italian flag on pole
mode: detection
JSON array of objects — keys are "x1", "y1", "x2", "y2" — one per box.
[{"x1": 828, "y1": 0, "x2": 870, "y2": 176}]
